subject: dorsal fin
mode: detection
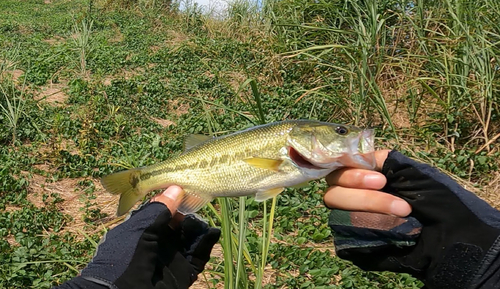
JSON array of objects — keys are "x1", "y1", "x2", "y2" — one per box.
[{"x1": 184, "y1": 134, "x2": 213, "y2": 151}]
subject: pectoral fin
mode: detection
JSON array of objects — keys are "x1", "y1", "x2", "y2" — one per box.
[
  {"x1": 255, "y1": 187, "x2": 284, "y2": 202},
  {"x1": 243, "y1": 158, "x2": 283, "y2": 172},
  {"x1": 291, "y1": 181, "x2": 310, "y2": 189}
]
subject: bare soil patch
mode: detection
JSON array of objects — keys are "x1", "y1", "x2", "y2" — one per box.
[
  {"x1": 43, "y1": 36, "x2": 65, "y2": 45},
  {"x1": 27, "y1": 173, "x2": 120, "y2": 236},
  {"x1": 168, "y1": 99, "x2": 190, "y2": 116},
  {"x1": 165, "y1": 30, "x2": 191, "y2": 48},
  {"x1": 4, "y1": 205, "x2": 22, "y2": 213},
  {"x1": 0, "y1": 61, "x2": 24, "y2": 83},
  {"x1": 109, "y1": 26, "x2": 124, "y2": 43},
  {"x1": 150, "y1": 45, "x2": 161, "y2": 53},
  {"x1": 191, "y1": 243, "x2": 223, "y2": 289},
  {"x1": 11, "y1": 69, "x2": 24, "y2": 82},
  {"x1": 36, "y1": 83, "x2": 68, "y2": 106},
  {"x1": 150, "y1": 116, "x2": 176, "y2": 127},
  {"x1": 6, "y1": 235, "x2": 19, "y2": 246},
  {"x1": 103, "y1": 76, "x2": 113, "y2": 86},
  {"x1": 103, "y1": 67, "x2": 146, "y2": 85}
]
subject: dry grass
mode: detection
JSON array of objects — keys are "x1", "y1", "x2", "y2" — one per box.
[
  {"x1": 480, "y1": 172, "x2": 500, "y2": 208},
  {"x1": 225, "y1": 70, "x2": 247, "y2": 93}
]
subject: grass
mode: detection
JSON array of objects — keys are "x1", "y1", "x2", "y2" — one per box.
[{"x1": 0, "y1": 0, "x2": 498, "y2": 288}]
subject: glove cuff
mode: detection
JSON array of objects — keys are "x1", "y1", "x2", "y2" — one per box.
[
  {"x1": 469, "y1": 235, "x2": 500, "y2": 288},
  {"x1": 328, "y1": 210, "x2": 421, "y2": 251}
]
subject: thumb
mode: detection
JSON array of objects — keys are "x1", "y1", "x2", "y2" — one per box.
[{"x1": 150, "y1": 185, "x2": 185, "y2": 215}]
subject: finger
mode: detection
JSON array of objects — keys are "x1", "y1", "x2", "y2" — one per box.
[
  {"x1": 323, "y1": 186, "x2": 412, "y2": 217},
  {"x1": 373, "y1": 149, "x2": 391, "y2": 171},
  {"x1": 326, "y1": 150, "x2": 391, "y2": 189},
  {"x1": 150, "y1": 186, "x2": 185, "y2": 216},
  {"x1": 326, "y1": 169, "x2": 386, "y2": 189}
]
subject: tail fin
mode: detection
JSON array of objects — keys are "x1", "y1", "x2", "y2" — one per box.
[{"x1": 101, "y1": 168, "x2": 144, "y2": 216}]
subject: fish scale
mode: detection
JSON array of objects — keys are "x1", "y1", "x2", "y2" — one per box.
[{"x1": 101, "y1": 120, "x2": 376, "y2": 216}]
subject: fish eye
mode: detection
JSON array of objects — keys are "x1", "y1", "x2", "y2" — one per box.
[{"x1": 335, "y1": 126, "x2": 349, "y2": 135}]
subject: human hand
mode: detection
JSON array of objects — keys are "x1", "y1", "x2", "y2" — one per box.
[
  {"x1": 325, "y1": 150, "x2": 500, "y2": 289},
  {"x1": 59, "y1": 186, "x2": 221, "y2": 289},
  {"x1": 323, "y1": 149, "x2": 411, "y2": 217}
]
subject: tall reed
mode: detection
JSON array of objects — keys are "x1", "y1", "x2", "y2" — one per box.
[
  {"x1": 72, "y1": 18, "x2": 94, "y2": 76},
  {"x1": 197, "y1": 77, "x2": 277, "y2": 289},
  {"x1": 0, "y1": 46, "x2": 26, "y2": 145},
  {"x1": 268, "y1": 0, "x2": 499, "y2": 148},
  {"x1": 0, "y1": 80, "x2": 26, "y2": 144},
  {"x1": 272, "y1": 0, "x2": 398, "y2": 134}
]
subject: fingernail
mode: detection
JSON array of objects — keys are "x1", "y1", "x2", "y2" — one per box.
[
  {"x1": 390, "y1": 200, "x2": 411, "y2": 217},
  {"x1": 363, "y1": 174, "x2": 386, "y2": 188},
  {"x1": 163, "y1": 186, "x2": 182, "y2": 201}
]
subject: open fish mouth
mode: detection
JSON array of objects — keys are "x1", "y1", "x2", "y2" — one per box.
[
  {"x1": 288, "y1": 129, "x2": 376, "y2": 170},
  {"x1": 356, "y1": 129, "x2": 375, "y2": 154},
  {"x1": 288, "y1": 146, "x2": 323, "y2": 170},
  {"x1": 348, "y1": 129, "x2": 376, "y2": 169}
]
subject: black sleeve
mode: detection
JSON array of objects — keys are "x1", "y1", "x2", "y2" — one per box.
[{"x1": 52, "y1": 276, "x2": 109, "y2": 289}]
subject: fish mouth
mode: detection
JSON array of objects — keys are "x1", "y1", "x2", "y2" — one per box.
[
  {"x1": 288, "y1": 146, "x2": 323, "y2": 170},
  {"x1": 349, "y1": 129, "x2": 376, "y2": 169},
  {"x1": 288, "y1": 128, "x2": 376, "y2": 170},
  {"x1": 357, "y1": 129, "x2": 375, "y2": 154}
]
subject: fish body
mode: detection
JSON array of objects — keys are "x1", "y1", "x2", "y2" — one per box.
[{"x1": 101, "y1": 120, "x2": 376, "y2": 216}]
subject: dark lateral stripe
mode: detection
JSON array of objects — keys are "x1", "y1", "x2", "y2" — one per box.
[{"x1": 140, "y1": 168, "x2": 171, "y2": 181}]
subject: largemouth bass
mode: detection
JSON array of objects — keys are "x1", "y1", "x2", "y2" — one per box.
[{"x1": 101, "y1": 120, "x2": 376, "y2": 216}]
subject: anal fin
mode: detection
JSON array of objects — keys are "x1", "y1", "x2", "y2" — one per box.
[
  {"x1": 255, "y1": 187, "x2": 284, "y2": 202},
  {"x1": 178, "y1": 190, "x2": 213, "y2": 214}
]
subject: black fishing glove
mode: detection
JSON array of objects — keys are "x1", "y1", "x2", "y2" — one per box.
[
  {"x1": 328, "y1": 150, "x2": 500, "y2": 288},
  {"x1": 54, "y1": 201, "x2": 221, "y2": 289}
]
